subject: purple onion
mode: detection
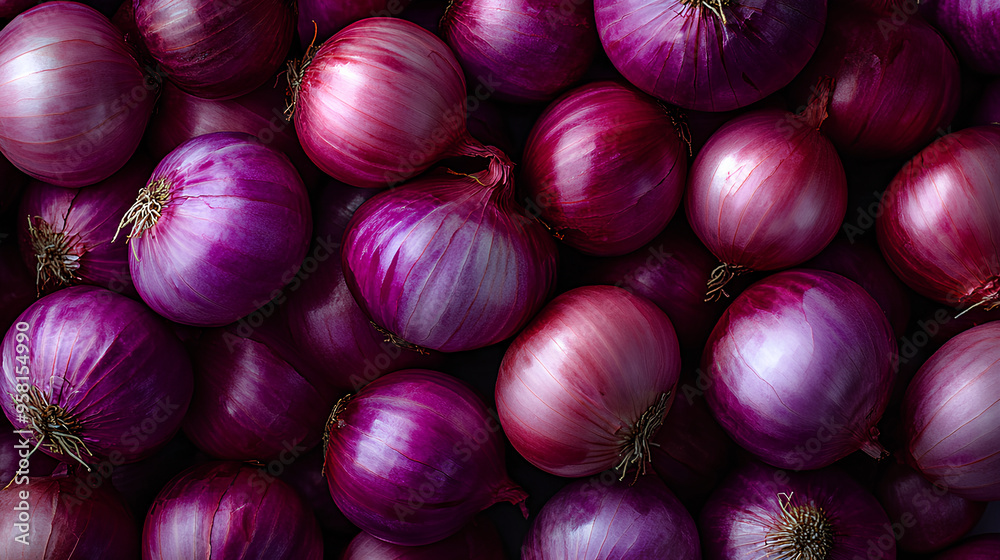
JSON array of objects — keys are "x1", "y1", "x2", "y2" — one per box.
[
  {"x1": 0, "y1": 475, "x2": 139, "y2": 559},
  {"x1": 143, "y1": 461, "x2": 323, "y2": 559},
  {"x1": 933, "y1": 534, "x2": 1000, "y2": 560},
  {"x1": 973, "y1": 78, "x2": 1000, "y2": 127},
  {"x1": 703, "y1": 269, "x2": 896, "y2": 470},
  {"x1": 594, "y1": 0, "x2": 826, "y2": 111},
  {"x1": 297, "y1": 0, "x2": 413, "y2": 49},
  {"x1": 324, "y1": 369, "x2": 528, "y2": 546},
  {"x1": 522, "y1": 474, "x2": 701, "y2": 559},
  {"x1": 0, "y1": 286, "x2": 193, "y2": 467},
  {"x1": 701, "y1": 462, "x2": 895, "y2": 559},
  {"x1": 342, "y1": 516, "x2": 505, "y2": 559},
  {"x1": 0, "y1": 239, "x2": 34, "y2": 334},
  {"x1": 117, "y1": 131, "x2": 312, "y2": 327},
  {"x1": 440, "y1": 0, "x2": 598, "y2": 103},
  {"x1": 920, "y1": 0, "x2": 1000, "y2": 75},
  {"x1": 0, "y1": 2, "x2": 155, "y2": 187}
]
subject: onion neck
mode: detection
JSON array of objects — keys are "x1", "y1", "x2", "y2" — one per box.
[
  {"x1": 765, "y1": 494, "x2": 835, "y2": 560},
  {"x1": 956, "y1": 276, "x2": 1000, "y2": 317},
  {"x1": 493, "y1": 478, "x2": 529, "y2": 518},
  {"x1": 860, "y1": 426, "x2": 889, "y2": 460},
  {"x1": 796, "y1": 77, "x2": 835, "y2": 131},
  {"x1": 26, "y1": 216, "x2": 81, "y2": 296},
  {"x1": 705, "y1": 262, "x2": 750, "y2": 302},
  {"x1": 615, "y1": 392, "x2": 670, "y2": 483},
  {"x1": 322, "y1": 393, "x2": 354, "y2": 475},
  {"x1": 659, "y1": 104, "x2": 693, "y2": 157},
  {"x1": 21, "y1": 386, "x2": 93, "y2": 471},
  {"x1": 369, "y1": 321, "x2": 430, "y2": 355},
  {"x1": 284, "y1": 21, "x2": 320, "y2": 120},
  {"x1": 113, "y1": 179, "x2": 171, "y2": 248},
  {"x1": 679, "y1": 0, "x2": 732, "y2": 24}
]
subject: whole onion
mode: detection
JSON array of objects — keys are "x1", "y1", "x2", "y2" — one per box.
[
  {"x1": 933, "y1": 534, "x2": 1000, "y2": 560},
  {"x1": 0, "y1": 286, "x2": 193, "y2": 467},
  {"x1": 0, "y1": 240, "x2": 34, "y2": 334},
  {"x1": 0, "y1": 2, "x2": 155, "y2": 187},
  {"x1": 297, "y1": 0, "x2": 413, "y2": 49},
  {"x1": 703, "y1": 270, "x2": 896, "y2": 470},
  {"x1": 143, "y1": 461, "x2": 323, "y2": 559},
  {"x1": 134, "y1": 0, "x2": 293, "y2": 99},
  {"x1": 876, "y1": 126, "x2": 1000, "y2": 313},
  {"x1": 323, "y1": 369, "x2": 528, "y2": 546},
  {"x1": 701, "y1": 462, "x2": 895, "y2": 559},
  {"x1": 522, "y1": 475, "x2": 700, "y2": 559},
  {"x1": 115, "y1": 131, "x2": 312, "y2": 327},
  {"x1": 903, "y1": 321, "x2": 1000, "y2": 501},
  {"x1": 685, "y1": 95, "x2": 847, "y2": 301},
  {"x1": 342, "y1": 516, "x2": 505, "y2": 559},
  {"x1": 594, "y1": 0, "x2": 826, "y2": 111},
  {"x1": 0, "y1": 475, "x2": 138, "y2": 559},
  {"x1": 876, "y1": 461, "x2": 987, "y2": 554},
  {"x1": 497, "y1": 285, "x2": 681, "y2": 478},
  {"x1": 920, "y1": 0, "x2": 1000, "y2": 75},
  {"x1": 788, "y1": 4, "x2": 960, "y2": 159},
  {"x1": 16, "y1": 154, "x2": 152, "y2": 297},
  {"x1": 520, "y1": 81, "x2": 687, "y2": 256},
  {"x1": 342, "y1": 151, "x2": 557, "y2": 353},
  {"x1": 973, "y1": 78, "x2": 1000, "y2": 127},
  {"x1": 440, "y1": 0, "x2": 598, "y2": 103},
  {"x1": 291, "y1": 17, "x2": 496, "y2": 188}
]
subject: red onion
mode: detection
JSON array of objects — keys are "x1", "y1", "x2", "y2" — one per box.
[
  {"x1": 297, "y1": 0, "x2": 413, "y2": 49},
  {"x1": 685, "y1": 95, "x2": 848, "y2": 301},
  {"x1": 116, "y1": 131, "x2": 312, "y2": 327},
  {"x1": 701, "y1": 462, "x2": 895, "y2": 559},
  {"x1": 0, "y1": 286, "x2": 193, "y2": 467},
  {"x1": 0, "y1": 475, "x2": 138, "y2": 559},
  {"x1": 323, "y1": 369, "x2": 528, "y2": 546},
  {"x1": 143, "y1": 461, "x2": 323, "y2": 559},
  {"x1": 522, "y1": 475, "x2": 700, "y2": 559},
  {"x1": 876, "y1": 126, "x2": 1000, "y2": 313},
  {"x1": 973, "y1": 79, "x2": 1000, "y2": 127},
  {"x1": 440, "y1": 0, "x2": 598, "y2": 103},
  {"x1": 134, "y1": 0, "x2": 293, "y2": 99},
  {"x1": 920, "y1": 0, "x2": 1000, "y2": 75},
  {"x1": 594, "y1": 0, "x2": 826, "y2": 111},
  {"x1": 703, "y1": 270, "x2": 896, "y2": 470},
  {"x1": 0, "y1": 239, "x2": 34, "y2": 334},
  {"x1": 0, "y1": 2, "x2": 155, "y2": 187},
  {"x1": 933, "y1": 534, "x2": 1000, "y2": 560},
  {"x1": 342, "y1": 516, "x2": 505, "y2": 559},
  {"x1": 497, "y1": 285, "x2": 681, "y2": 478},
  {"x1": 16, "y1": 154, "x2": 152, "y2": 297},
  {"x1": 520, "y1": 81, "x2": 687, "y2": 256},
  {"x1": 904, "y1": 321, "x2": 1000, "y2": 501},
  {"x1": 788, "y1": 4, "x2": 960, "y2": 160},
  {"x1": 342, "y1": 151, "x2": 557, "y2": 353},
  {"x1": 291, "y1": 17, "x2": 495, "y2": 188},
  {"x1": 876, "y1": 461, "x2": 987, "y2": 554}
]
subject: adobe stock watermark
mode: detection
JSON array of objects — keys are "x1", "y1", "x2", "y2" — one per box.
[{"x1": 10, "y1": 322, "x2": 32, "y2": 546}]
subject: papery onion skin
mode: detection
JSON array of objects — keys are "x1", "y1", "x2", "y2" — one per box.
[
  {"x1": 134, "y1": 0, "x2": 293, "y2": 99},
  {"x1": 142, "y1": 461, "x2": 323, "y2": 560},
  {"x1": 293, "y1": 18, "x2": 484, "y2": 188},
  {"x1": 521, "y1": 81, "x2": 687, "y2": 256},
  {"x1": 920, "y1": 0, "x2": 1000, "y2": 75},
  {"x1": 497, "y1": 285, "x2": 681, "y2": 477},
  {"x1": 297, "y1": 0, "x2": 413, "y2": 49},
  {"x1": 342, "y1": 154, "x2": 557, "y2": 353},
  {"x1": 701, "y1": 462, "x2": 895, "y2": 560},
  {"x1": 594, "y1": 0, "x2": 826, "y2": 112},
  {"x1": 0, "y1": 2, "x2": 155, "y2": 187},
  {"x1": 342, "y1": 516, "x2": 505, "y2": 559},
  {"x1": 933, "y1": 534, "x2": 1000, "y2": 560},
  {"x1": 876, "y1": 126, "x2": 1000, "y2": 312},
  {"x1": 16, "y1": 154, "x2": 152, "y2": 297},
  {"x1": 0, "y1": 475, "x2": 139, "y2": 559},
  {"x1": 124, "y1": 131, "x2": 311, "y2": 327},
  {"x1": 324, "y1": 370, "x2": 527, "y2": 546},
  {"x1": 903, "y1": 321, "x2": 1000, "y2": 501},
  {"x1": 0, "y1": 286, "x2": 194, "y2": 465},
  {"x1": 973, "y1": 79, "x2": 1000, "y2": 127},
  {"x1": 440, "y1": 0, "x2": 598, "y2": 104},
  {"x1": 703, "y1": 270, "x2": 896, "y2": 470},
  {"x1": 788, "y1": 4, "x2": 960, "y2": 160},
  {"x1": 522, "y1": 475, "x2": 700, "y2": 559}
]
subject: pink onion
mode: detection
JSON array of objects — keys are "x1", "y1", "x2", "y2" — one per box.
[
  {"x1": 876, "y1": 125, "x2": 1000, "y2": 313},
  {"x1": 134, "y1": 0, "x2": 293, "y2": 99},
  {"x1": 143, "y1": 461, "x2": 323, "y2": 559},
  {"x1": 297, "y1": 0, "x2": 413, "y2": 49},
  {"x1": 291, "y1": 17, "x2": 495, "y2": 188},
  {"x1": 788, "y1": 4, "x2": 960, "y2": 159},
  {"x1": 116, "y1": 131, "x2": 312, "y2": 327},
  {"x1": 701, "y1": 462, "x2": 895, "y2": 559},
  {"x1": 323, "y1": 369, "x2": 528, "y2": 546},
  {"x1": 920, "y1": 0, "x2": 1000, "y2": 75},
  {"x1": 342, "y1": 516, "x2": 505, "y2": 559},
  {"x1": 342, "y1": 151, "x2": 557, "y2": 353},
  {"x1": 933, "y1": 534, "x2": 1000, "y2": 560},
  {"x1": 497, "y1": 285, "x2": 681, "y2": 478},
  {"x1": 685, "y1": 93, "x2": 848, "y2": 301},
  {"x1": 522, "y1": 475, "x2": 701, "y2": 559},
  {"x1": 520, "y1": 80, "x2": 687, "y2": 256},
  {"x1": 594, "y1": 0, "x2": 826, "y2": 111},
  {"x1": 16, "y1": 154, "x2": 152, "y2": 297},
  {"x1": 903, "y1": 320, "x2": 1000, "y2": 501},
  {"x1": 440, "y1": 0, "x2": 598, "y2": 103},
  {"x1": 0, "y1": 2, "x2": 155, "y2": 187},
  {"x1": 0, "y1": 239, "x2": 34, "y2": 334},
  {"x1": 0, "y1": 475, "x2": 139, "y2": 559},
  {"x1": 973, "y1": 79, "x2": 1000, "y2": 127},
  {"x1": 703, "y1": 269, "x2": 896, "y2": 470}
]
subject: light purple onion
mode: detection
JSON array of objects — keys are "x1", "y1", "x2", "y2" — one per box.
[{"x1": 342, "y1": 516, "x2": 505, "y2": 559}]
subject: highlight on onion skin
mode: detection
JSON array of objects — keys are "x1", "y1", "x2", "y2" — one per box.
[
  {"x1": 703, "y1": 269, "x2": 896, "y2": 471},
  {"x1": 919, "y1": 0, "x2": 1000, "y2": 75},
  {"x1": 932, "y1": 534, "x2": 1000, "y2": 560},
  {"x1": 903, "y1": 321, "x2": 1000, "y2": 502}
]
